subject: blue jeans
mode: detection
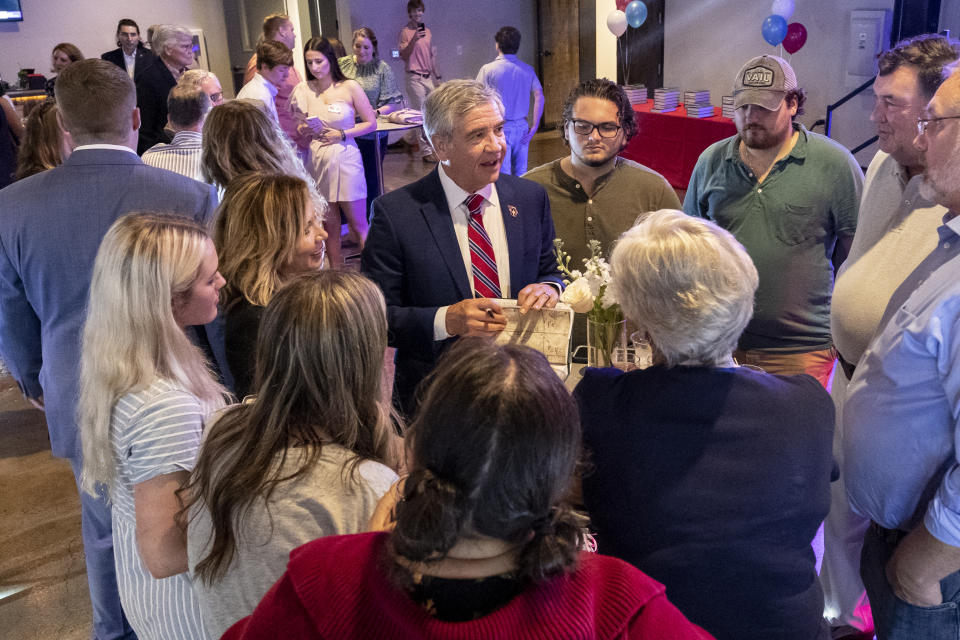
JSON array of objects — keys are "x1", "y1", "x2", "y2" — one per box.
[
  {"x1": 501, "y1": 119, "x2": 530, "y2": 176},
  {"x1": 68, "y1": 458, "x2": 137, "y2": 640},
  {"x1": 357, "y1": 132, "x2": 389, "y2": 206},
  {"x1": 860, "y1": 523, "x2": 960, "y2": 639}
]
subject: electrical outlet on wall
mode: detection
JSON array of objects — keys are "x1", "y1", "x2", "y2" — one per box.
[{"x1": 457, "y1": 45, "x2": 462, "y2": 55}]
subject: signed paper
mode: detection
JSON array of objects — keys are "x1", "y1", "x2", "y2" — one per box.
[{"x1": 492, "y1": 300, "x2": 573, "y2": 379}]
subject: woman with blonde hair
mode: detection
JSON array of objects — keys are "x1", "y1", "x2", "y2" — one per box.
[
  {"x1": 185, "y1": 271, "x2": 400, "y2": 638},
  {"x1": 79, "y1": 213, "x2": 229, "y2": 639},
  {"x1": 201, "y1": 100, "x2": 310, "y2": 193},
  {"x1": 290, "y1": 36, "x2": 376, "y2": 268},
  {"x1": 15, "y1": 99, "x2": 72, "y2": 180},
  {"x1": 215, "y1": 172, "x2": 327, "y2": 397}
]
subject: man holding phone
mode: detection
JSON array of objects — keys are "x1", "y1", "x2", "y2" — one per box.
[{"x1": 398, "y1": 0, "x2": 441, "y2": 162}]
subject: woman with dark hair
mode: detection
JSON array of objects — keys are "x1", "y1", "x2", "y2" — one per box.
[
  {"x1": 185, "y1": 271, "x2": 400, "y2": 639},
  {"x1": 15, "y1": 99, "x2": 72, "y2": 180},
  {"x1": 339, "y1": 27, "x2": 403, "y2": 201},
  {"x1": 290, "y1": 37, "x2": 376, "y2": 269},
  {"x1": 214, "y1": 173, "x2": 327, "y2": 398},
  {"x1": 577, "y1": 210, "x2": 833, "y2": 640},
  {"x1": 221, "y1": 339, "x2": 711, "y2": 639}
]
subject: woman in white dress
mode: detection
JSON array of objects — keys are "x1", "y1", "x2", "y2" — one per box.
[
  {"x1": 78, "y1": 213, "x2": 230, "y2": 640},
  {"x1": 290, "y1": 37, "x2": 376, "y2": 269}
]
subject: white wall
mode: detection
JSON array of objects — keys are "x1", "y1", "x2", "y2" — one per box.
[
  {"x1": 596, "y1": 0, "x2": 618, "y2": 81},
  {"x1": 0, "y1": 0, "x2": 231, "y2": 100},
  {"x1": 942, "y1": 0, "x2": 960, "y2": 37},
  {"x1": 337, "y1": 0, "x2": 539, "y2": 105},
  {"x1": 595, "y1": 0, "x2": 895, "y2": 166}
]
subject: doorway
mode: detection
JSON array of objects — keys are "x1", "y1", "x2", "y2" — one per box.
[{"x1": 538, "y1": 0, "x2": 589, "y2": 128}]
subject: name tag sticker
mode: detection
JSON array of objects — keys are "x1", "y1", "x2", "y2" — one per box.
[{"x1": 327, "y1": 104, "x2": 343, "y2": 114}]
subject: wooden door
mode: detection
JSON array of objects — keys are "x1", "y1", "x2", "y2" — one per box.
[
  {"x1": 617, "y1": 0, "x2": 665, "y2": 91},
  {"x1": 538, "y1": 0, "x2": 581, "y2": 128}
]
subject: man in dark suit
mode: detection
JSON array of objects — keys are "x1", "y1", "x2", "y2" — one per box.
[
  {"x1": 0, "y1": 59, "x2": 218, "y2": 640},
  {"x1": 362, "y1": 79, "x2": 562, "y2": 414},
  {"x1": 101, "y1": 18, "x2": 156, "y2": 81},
  {"x1": 136, "y1": 24, "x2": 195, "y2": 154}
]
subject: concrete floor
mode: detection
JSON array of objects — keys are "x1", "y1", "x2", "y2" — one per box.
[{"x1": 0, "y1": 131, "x2": 570, "y2": 639}]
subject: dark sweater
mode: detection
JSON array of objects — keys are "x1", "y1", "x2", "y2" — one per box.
[
  {"x1": 576, "y1": 365, "x2": 833, "y2": 640},
  {"x1": 224, "y1": 297, "x2": 264, "y2": 400},
  {"x1": 135, "y1": 56, "x2": 175, "y2": 154}
]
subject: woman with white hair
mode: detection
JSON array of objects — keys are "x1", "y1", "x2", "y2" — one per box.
[
  {"x1": 78, "y1": 213, "x2": 229, "y2": 639},
  {"x1": 576, "y1": 209, "x2": 834, "y2": 640}
]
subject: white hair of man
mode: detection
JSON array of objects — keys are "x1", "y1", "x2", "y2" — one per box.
[
  {"x1": 423, "y1": 79, "x2": 505, "y2": 145},
  {"x1": 179, "y1": 68, "x2": 214, "y2": 88},
  {"x1": 609, "y1": 209, "x2": 759, "y2": 367},
  {"x1": 153, "y1": 24, "x2": 193, "y2": 59}
]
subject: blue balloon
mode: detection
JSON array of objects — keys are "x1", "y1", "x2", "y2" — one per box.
[
  {"x1": 761, "y1": 14, "x2": 788, "y2": 46},
  {"x1": 625, "y1": 1, "x2": 648, "y2": 28}
]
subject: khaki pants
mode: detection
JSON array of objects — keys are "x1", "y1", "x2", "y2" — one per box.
[
  {"x1": 404, "y1": 72, "x2": 435, "y2": 154},
  {"x1": 733, "y1": 346, "x2": 837, "y2": 391}
]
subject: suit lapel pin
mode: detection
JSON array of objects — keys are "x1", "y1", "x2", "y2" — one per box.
[{"x1": 508, "y1": 205, "x2": 518, "y2": 218}]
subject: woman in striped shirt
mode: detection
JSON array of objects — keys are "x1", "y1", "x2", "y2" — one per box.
[{"x1": 78, "y1": 213, "x2": 230, "y2": 640}]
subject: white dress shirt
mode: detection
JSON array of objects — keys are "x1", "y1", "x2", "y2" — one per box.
[
  {"x1": 236, "y1": 73, "x2": 280, "y2": 123},
  {"x1": 123, "y1": 51, "x2": 137, "y2": 78},
  {"x1": 433, "y1": 164, "x2": 511, "y2": 340},
  {"x1": 73, "y1": 143, "x2": 138, "y2": 155}
]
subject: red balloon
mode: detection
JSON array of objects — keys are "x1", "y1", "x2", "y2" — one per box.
[
  {"x1": 782, "y1": 22, "x2": 807, "y2": 54},
  {"x1": 616, "y1": 0, "x2": 629, "y2": 9}
]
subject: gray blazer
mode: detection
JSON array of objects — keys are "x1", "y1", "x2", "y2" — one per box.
[{"x1": 0, "y1": 148, "x2": 219, "y2": 458}]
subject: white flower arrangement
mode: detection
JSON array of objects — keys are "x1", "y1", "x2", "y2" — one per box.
[{"x1": 555, "y1": 239, "x2": 622, "y2": 324}]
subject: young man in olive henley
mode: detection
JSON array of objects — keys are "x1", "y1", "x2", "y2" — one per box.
[{"x1": 525, "y1": 79, "x2": 679, "y2": 347}]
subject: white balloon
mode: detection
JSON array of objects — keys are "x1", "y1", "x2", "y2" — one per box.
[
  {"x1": 771, "y1": 0, "x2": 795, "y2": 19},
  {"x1": 607, "y1": 10, "x2": 628, "y2": 37}
]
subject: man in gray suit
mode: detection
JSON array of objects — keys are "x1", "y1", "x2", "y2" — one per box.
[{"x1": 0, "y1": 59, "x2": 218, "y2": 640}]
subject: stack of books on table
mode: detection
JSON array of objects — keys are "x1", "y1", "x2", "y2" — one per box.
[
  {"x1": 652, "y1": 87, "x2": 680, "y2": 113},
  {"x1": 684, "y1": 90, "x2": 710, "y2": 108},
  {"x1": 684, "y1": 89, "x2": 714, "y2": 118},
  {"x1": 686, "y1": 104, "x2": 715, "y2": 118},
  {"x1": 721, "y1": 95, "x2": 735, "y2": 119},
  {"x1": 622, "y1": 84, "x2": 647, "y2": 105}
]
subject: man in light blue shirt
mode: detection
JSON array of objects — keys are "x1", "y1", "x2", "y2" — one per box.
[
  {"x1": 141, "y1": 84, "x2": 210, "y2": 182},
  {"x1": 476, "y1": 26, "x2": 544, "y2": 175},
  {"x1": 845, "y1": 67, "x2": 960, "y2": 639}
]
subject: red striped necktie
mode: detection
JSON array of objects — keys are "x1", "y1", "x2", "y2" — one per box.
[{"x1": 465, "y1": 193, "x2": 501, "y2": 299}]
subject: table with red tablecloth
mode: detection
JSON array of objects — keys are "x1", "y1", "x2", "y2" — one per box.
[{"x1": 619, "y1": 100, "x2": 737, "y2": 191}]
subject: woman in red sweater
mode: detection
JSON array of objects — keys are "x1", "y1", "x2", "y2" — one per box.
[{"x1": 222, "y1": 340, "x2": 712, "y2": 640}]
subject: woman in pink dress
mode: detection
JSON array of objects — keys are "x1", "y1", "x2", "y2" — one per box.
[{"x1": 290, "y1": 37, "x2": 376, "y2": 269}]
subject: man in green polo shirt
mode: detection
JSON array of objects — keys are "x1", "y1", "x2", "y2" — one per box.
[{"x1": 684, "y1": 55, "x2": 863, "y2": 388}]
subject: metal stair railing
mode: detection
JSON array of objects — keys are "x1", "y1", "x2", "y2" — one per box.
[{"x1": 817, "y1": 77, "x2": 878, "y2": 156}]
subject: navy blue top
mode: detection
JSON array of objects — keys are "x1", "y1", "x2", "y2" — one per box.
[
  {"x1": 576, "y1": 364, "x2": 833, "y2": 640},
  {"x1": 0, "y1": 103, "x2": 16, "y2": 188}
]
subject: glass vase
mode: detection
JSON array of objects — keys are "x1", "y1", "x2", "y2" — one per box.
[{"x1": 586, "y1": 317, "x2": 628, "y2": 369}]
